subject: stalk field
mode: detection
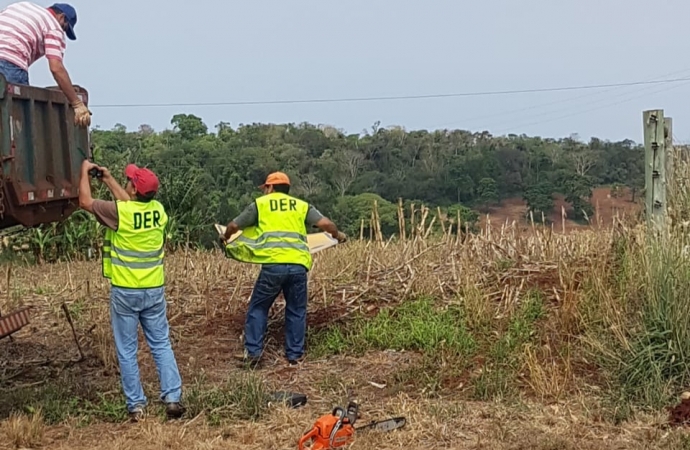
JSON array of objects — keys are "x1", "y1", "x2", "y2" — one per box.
[{"x1": 2, "y1": 159, "x2": 690, "y2": 449}]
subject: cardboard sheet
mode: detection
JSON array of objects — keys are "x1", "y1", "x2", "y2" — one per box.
[{"x1": 215, "y1": 224, "x2": 338, "y2": 255}]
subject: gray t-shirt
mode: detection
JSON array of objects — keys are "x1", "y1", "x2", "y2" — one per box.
[{"x1": 233, "y1": 201, "x2": 325, "y2": 230}]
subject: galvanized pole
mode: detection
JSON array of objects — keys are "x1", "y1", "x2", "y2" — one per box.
[{"x1": 643, "y1": 109, "x2": 668, "y2": 231}]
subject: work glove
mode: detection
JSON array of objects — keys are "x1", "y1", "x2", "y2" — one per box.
[
  {"x1": 336, "y1": 231, "x2": 347, "y2": 243},
  {"x1": 72, "y1": 99, "x2": 92, "y2": 128}
]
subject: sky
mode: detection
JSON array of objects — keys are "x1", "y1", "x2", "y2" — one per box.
[{"x1": 21, "y1": 0, "x2": 690, "y2": 143}]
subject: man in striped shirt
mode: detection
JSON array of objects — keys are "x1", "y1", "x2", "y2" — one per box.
[{"x1": 0, "y1": 2, "x2": 90, "y2": 127}]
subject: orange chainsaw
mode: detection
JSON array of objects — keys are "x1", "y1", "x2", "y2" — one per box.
[{"x1": 298, "y1": 401, "x2": 406, "y2": 450}]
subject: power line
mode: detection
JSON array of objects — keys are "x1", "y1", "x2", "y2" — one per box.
[
  {"x1": 491, "y1": 79, "x2": 690, "y2": 136},
  {"x1": 429, "y1": 67, "x2": 690, "y2": 130},
  {"x1": 89, "y1": 77, "x2": 690, "y2": 109}
]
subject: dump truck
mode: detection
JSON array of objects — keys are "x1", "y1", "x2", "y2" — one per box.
[{"x1": 0, "y1": 74, "x2": 91, "y2": 339}]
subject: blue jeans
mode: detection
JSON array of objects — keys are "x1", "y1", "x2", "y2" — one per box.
[
  {"x1": 245, "y1": 264, "x2": 308, "y2": 360},
  {"x1": 0, "y1": 60, "x2": 28, "y2": 84},
  {"x1": 110, "y1": 286, "x2": 182, "y2": 412}
]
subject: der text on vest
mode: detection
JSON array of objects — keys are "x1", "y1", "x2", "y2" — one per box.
[
  {"x1": 269, "y1": 198, "x2": 298, "y2": 212},
  {"x1": 133, "y1": 211, "x2": 162, "y2": 230}
]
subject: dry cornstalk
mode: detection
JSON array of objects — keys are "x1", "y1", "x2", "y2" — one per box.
[
  {"x1": 410, "y1": 202, "x2": 416, "y2": 238},
  {"x1": 437, "y1": 207, "x2": 446, "y2": 235},
  {"x1": 398, "y1": 198, "x2": 406, "y2": 241}
]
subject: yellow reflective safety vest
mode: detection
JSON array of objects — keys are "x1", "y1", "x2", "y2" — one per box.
[
  {"x1": 102, "y1": 199, "x2": 168, "y2": 289},
  {"x1": 224, "y1": 192, "x2": 313, "y2": 271}
]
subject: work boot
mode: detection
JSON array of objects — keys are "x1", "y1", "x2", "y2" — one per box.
[
  {"x1": 128, "y1": 404, "x2": 146, "y2": 422},
  {"x1": 166, "y1": 402, "x2": 186, "y2": 420},
  {"x1": 235, "y1": 351, "x2": 261, "y2": 370},
  {"x1": 287, "y1": 355, "x2": 305, "y2": 368}
]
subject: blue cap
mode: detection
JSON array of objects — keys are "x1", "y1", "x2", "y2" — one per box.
[{"x1": 50, "y1": 3, "x2": 77, "y2": 41}]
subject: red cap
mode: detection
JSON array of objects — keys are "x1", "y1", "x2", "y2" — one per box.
[{"x1": 125, "y1": 164, "x2": 159, "y2": 195}]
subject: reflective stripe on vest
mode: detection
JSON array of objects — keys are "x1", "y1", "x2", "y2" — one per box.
[
  {"x1": 224, "y1": 192, "x2": 313, "y2": 270},
  {"x1": 102, "y1": 229, "x2": 113, "y2": 279},
  {"x1": 107, "y1": 200, "x2": 168, "y2": 289}
]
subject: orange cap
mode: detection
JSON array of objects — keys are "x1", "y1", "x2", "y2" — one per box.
[{"x1": 260, "y1": 171, "x2": 290, "y2": 188}]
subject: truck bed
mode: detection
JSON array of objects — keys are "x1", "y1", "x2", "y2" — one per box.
[{"x1": 0, "y1": 75, "x2": 90, "y2": 229}]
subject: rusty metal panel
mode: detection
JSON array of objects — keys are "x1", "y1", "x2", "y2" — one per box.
[
  {"x1": 0, "y1": 75, "x2": 90, "y2": 229},
  {"x1": 0, "y1": 306, "x2": 31, "y2": 339}
]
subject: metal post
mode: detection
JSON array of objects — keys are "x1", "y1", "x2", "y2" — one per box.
[
  {"x1": 643, "y1": 109, "x2": 667, "y2": 231},
  {"x1": 665, "y1": 117, "x2": 674, "y2": 204}
]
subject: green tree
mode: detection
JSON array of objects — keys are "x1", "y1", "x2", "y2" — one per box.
[
  {"x1": 523, "y1": 181, "x2": 554, "y2": 221},
  {"x1": 477, "y1": 178, "x2": 499, "y2": 207},
  {"x1": 332, "y1": 194, "x2": 398, "y2": 238},
  {"x1": 171, "y1": 114, "x2": 208, "y2": 140}
]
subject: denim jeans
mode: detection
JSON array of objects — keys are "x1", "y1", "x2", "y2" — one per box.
[
  {"x1": 0, "y1": 60, "x2": 28, "y2": 84},
  {"x1": 110, "y1": 286, "x2": 182, "y2": 412},
  {"x1": 245, "y1": 263, "x2": 308, "y2": 360}
]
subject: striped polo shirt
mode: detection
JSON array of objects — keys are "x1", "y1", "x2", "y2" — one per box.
[{"x1": 0, "y1": 2, "x2": 66, "y2": 70}]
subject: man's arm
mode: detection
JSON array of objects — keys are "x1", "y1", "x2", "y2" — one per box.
[
  {"x1": 46, "y1": 30, "x2": 91, "y2": 129},
  {"x1": 306, "y1": 205, "x2": 345, "y2": 242},
  {"x1": 223, "y1": 203, "x2": 258, "y2": 241},
  {"x1": 48, "y1": 58, "x2": 79, "y2": 105},
  {"x1": 79, "y1": 161, "x2": 119, "y2": 230},
  {"x1": 78, "y1": 160, "x2": 96, "y2": 213},
  {"x1": 100, "y1": 167, "x2": 130, "y2": 201}
]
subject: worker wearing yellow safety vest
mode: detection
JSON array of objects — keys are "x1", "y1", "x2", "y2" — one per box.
[
  {"x1": 78, "y1": 160, "x2": 184, "y2": 422},
  {"x1": 222, "y1": 172, "x2": 347, "y2": 369}
]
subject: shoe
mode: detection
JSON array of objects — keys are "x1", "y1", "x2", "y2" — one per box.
[
  {"x1": 288, "y1": 355, "x2": 305, "y2": 367},
  {"x1": 235, "y1": 351, "x2": 261, "y2": 369},
  {"x1": 243, "y1": 356, "x2": 261, "y2": 369},
  {"x1": 128, "y1": 404, "x2": 146, "y2": 422},
  {"x1": 166, "y1": 402, "x2": 186, "y2": 420}
]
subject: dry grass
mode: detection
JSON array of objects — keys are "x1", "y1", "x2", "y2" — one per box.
[
  {"x1": 1, "y1": 409, "x2": 45, "y2": 449},
  {"x1": 2, "y1": 397, "x2": 687, "y2": 450},
  {"x1": 0, "y1": 209, "x2": 687, "y2": 448}
]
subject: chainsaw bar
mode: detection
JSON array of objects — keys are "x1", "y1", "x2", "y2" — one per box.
[{"x1": 355, "y1": 416, "x2": 406, "y2": 432}]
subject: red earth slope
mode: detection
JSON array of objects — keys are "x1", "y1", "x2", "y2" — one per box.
[{"x1": 477, "y1": 187, "x2": 642, "y2": 233}]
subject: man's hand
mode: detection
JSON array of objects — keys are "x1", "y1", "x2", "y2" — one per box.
[
  {"x1": 224, "y1": 221, "x2": 239, "y2": 241},
  {"x1": 81, "y1": 159, "x2": 97, "y2": 175},
  {"x1": 336, "y1": 231, "x2": 348, "y2": 243},
  {"x1": 72, "y1": 99, "x2": 92, "y2": 127},
  {"x1": 99, "y1": 166, "x2": 113, "y2": 181}
]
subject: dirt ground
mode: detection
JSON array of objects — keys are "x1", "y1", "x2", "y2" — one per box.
[
  {"x1": 0, "y1": 234, "x2": 689, "y2": 449},
  {"x1": 1, "y1": 328, "x2": 686, "y2": 450}
]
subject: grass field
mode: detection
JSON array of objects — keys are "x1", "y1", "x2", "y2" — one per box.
[{"x1": 3, "y1": 200, "x2": 690, "y2": 450}]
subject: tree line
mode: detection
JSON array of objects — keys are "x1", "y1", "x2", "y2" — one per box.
[{"x1": 2, "y1": 114, "x2": 645, "y2": 262}]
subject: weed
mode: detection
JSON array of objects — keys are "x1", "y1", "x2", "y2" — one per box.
[
  {"x1": 358, "y1": 297, "x2": 476, "y2": 355},
  {"x1": 309, "y1": 297, "x2": 476, "y2": 359},
  {"x1": 388, "y1": 354, "x2": 445, "y2": 398},
  {"x1": 308, "y1": 326, "x2": 348, "y2": 358},
  {"x1": 472, "y1": 290, "x2": 545, "y2": 401},
  {"x1": 0, "y1": 380, "x2": 126, "y2": 425},
  {"x1": 588, "y1": 232, "x2": 690, "y2": 411},
  {"x1": 183, "y1": 373, "x2": 269, "y2": 425},
  {"x1": 1, "y1": 408, "x2": 44, "y2": 448}
]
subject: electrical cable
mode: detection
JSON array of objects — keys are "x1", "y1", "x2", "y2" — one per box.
[{"x1": 89, "y1": 77, "x2": 690, "y2": 109}]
